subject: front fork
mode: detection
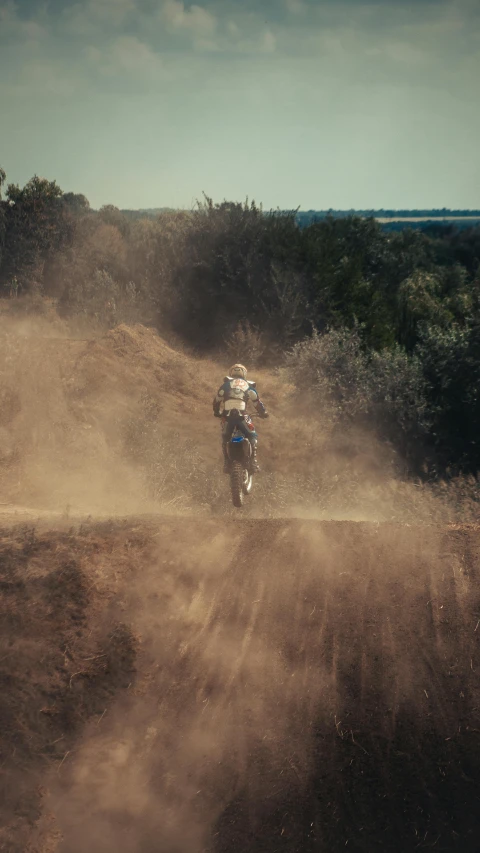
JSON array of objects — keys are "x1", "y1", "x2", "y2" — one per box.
[
  {"x1": 223, "y1": 437, "x2": 256, "y2": 460},
  {"x1": 222, "y1": 418, "x2": 257, "y2": 465}
]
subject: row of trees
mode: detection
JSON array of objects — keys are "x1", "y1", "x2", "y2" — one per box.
[
  {"x1": 295, "y1": 209, "x2": 480, "y2": 228},
  {"x1": 1, "y1": 168, "x2": 480, "y2": 475}
]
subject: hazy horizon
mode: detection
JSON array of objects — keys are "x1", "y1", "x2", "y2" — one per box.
[
  {"x1": 1, "y1": 0, "x2": 479, "y2": 211},
  {"x1": 115, "y1": 205, "x2": 480, "y2": 213}
]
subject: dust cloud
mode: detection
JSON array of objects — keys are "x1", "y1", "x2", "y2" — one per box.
[
  {"x1": 0, "y1": 316, "x2": 141, "y2": 515},
  {"x1": 48, "y1": 521, "x2": 323, "y2": 852},
  {"x1": 0, "y1": 312, "x2": 210, "y2": 519},
  {"x1": 1, "y1": 312, "x2": 479, "y2": 852},
  {"x1": 0, "y1": 309, "x2": 472, "y2": 525},
  {"x1": 34, "y1": 518, "x2": 480, "y2": 853}
]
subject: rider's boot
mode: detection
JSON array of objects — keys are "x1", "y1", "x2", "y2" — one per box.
[
  {"x1": 250, "y1": 442, "x2": 260, "y2": 473},
  {"x1": 222, "y1": 444, "x2": 231, "y2": 474}
]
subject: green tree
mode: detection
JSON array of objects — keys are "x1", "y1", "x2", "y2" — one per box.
[
  {"x1": 397, "y1": 270, "x2": 454, "y2": 350},
  {"x1": 416, "y1": 310, "x2": 480, "y2": 473},
  {"x1": 63, "y1": 192, "x2": 90, "y2": 213},
  {"x1": 300, "y1": 216, "x2": 396, "y2": 347},
  {"x1": 0, "y1": 175, "x2": 72, "y2": 291},
  {"x1": 0, "y1": 167, "x2": 6, "y2": 273},
  {"x1": 98, "y1": 204, "x2": 130, "y2": 237},
  {"x1": 170, "y1": 197, "x2": 306, "y2": 349}
]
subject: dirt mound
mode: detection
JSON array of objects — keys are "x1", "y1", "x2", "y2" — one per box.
[
  {"x1": 0, "y1": 522, "x2": 136, "y2": 853},
  {"x1": 72, "y1": 324, "x2": 212, "y2": 410},
  {"x1": 0, "y1": 313, "x2": 467, "y2": 523},
  {"x1": 0, "y1": 320, "x2": 219, "y2": 514},
  {"x1": 1, "y1": 518, "x2": 477, "y2": 852}
]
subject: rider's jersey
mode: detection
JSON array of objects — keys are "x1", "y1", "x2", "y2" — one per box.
[{"x1": 214, "y1": 376, "x2": 265, "y2": 415}]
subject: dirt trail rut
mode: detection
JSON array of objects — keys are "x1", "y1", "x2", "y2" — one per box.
[
  {"x1": 1, "y1": 517, "x2": 479, "y2": 853},
  {"x1": 1, "y1": 319, "x2": 479, "y2": 851}
]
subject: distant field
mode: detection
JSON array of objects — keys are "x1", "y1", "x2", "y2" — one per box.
[
  {"x1": 377, "y1": 215, "x2": 480, "y2": 223},
  {"x1": 294, "y1": 211, "x2": 480, "y2": 228}
]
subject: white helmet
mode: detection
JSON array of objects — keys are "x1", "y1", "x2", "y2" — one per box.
[{"x1": 230, "y1": 363, "x2": 248, "y2": 380}]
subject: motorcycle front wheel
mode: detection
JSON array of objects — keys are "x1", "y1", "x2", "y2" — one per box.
[{"x1": 231, "y1": 461, "x2": 246, "y2": 507}]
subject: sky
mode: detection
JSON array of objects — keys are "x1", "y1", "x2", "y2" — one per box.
[{"x1": 0, "y1": 0, "x2": 479, "y2": 210}]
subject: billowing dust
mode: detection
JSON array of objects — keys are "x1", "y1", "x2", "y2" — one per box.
[
  {"x1": 0, "y1": 312, "x2": 479, "y2": 852},
  {"x1": 0, "y1": 311, "x2": 472, "y2": 524},
  {"x1": 17, "y1": 518, "x2": 480, "y2": 853},
  {"x1": 0, "y1": 313, "x2": 217, "y2": 518}
]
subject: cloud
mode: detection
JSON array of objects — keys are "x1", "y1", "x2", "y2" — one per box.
[
  {"x1": 62, "y1": 0, "x2": 135, "y2": 36},
  {"x1": 262, "y1": 30, "x2": 276, "y2": 53},
  {"x1": 110, "y1": 35, "x2": 163, "y2": 74},
  {"x1": 366, "y1": 40, "x2": 428, "y2": 66},
  {"x1": 0, "y1": 59, "x2": 78, "y2": 97},
  {"x1": 0, "y1": 2, "x2": 48, "y2": 42},
  {"x1": 86, "y1": 35, "x2": 164, "y2": 78},
  {"x1": 96, "y1": 0, "x2": 135, "y2": 15},
  {"x1": 227, "y1": 20, "x2": 240, "y2": 37},
  {"x1": 284, "y1": 0, "x2": 305, "y2": 14},
  {"x1": 160, "y1": 0, "x2": 217, "y2": 37},
  {"x1": 1, "y1": 0, "x2": 479, "y2": 96}
]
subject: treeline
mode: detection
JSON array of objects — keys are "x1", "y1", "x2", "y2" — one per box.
[
  {"x1": 120, "y1": 207, "x2": 175, "y2": 219},
  {"x1": 117, "y1": 208, "x2": 480, "y2": 229},
  {"x1": 381, "y1": 220, "x2": 480, "y2": 234},
  {"x1": 295, "y1": 210, "x2": 480, "y2": 228},
  {"x1": 1, "y1": 169, "x2": 480, "y2": 476},
  {"x1": 297, "y1": 208, "x2": 480, "y2": 219}
]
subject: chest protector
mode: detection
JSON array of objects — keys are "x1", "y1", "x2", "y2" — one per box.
[{"x1": 221, "y1": 377, "x2": 256, "y2": 412}]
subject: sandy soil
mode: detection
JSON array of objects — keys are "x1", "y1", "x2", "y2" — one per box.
[
  {"x1": 0, "y1": 314, "x2": 479, "y2": 852},
  {"x1": 0, "y1": 517, "x2": 479, "y2": 852}
]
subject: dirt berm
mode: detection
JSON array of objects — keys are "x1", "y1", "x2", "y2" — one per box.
[{"x1": 1, "y1": 516, "x2": 479, "y2": 853}]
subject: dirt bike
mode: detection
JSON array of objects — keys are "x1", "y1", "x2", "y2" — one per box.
[{"x1": 225, "y1": 410, "x2": 255, "y2": 508}]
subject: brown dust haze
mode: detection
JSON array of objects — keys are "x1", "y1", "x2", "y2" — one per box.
[{"x1": 0, "y1": 310, "x2": 479, "y2": 852}]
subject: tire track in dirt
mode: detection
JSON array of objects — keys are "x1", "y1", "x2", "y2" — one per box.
[{"x1": 2, "y1": 518, "x2": 480, "y2": 852}]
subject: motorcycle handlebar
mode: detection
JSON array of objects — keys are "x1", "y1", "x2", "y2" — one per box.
[{"x1": 214, "y1": 410, "x2": 269, "y2": 419}]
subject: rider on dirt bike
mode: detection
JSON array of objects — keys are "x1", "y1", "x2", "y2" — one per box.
[{"x1": 213, "y1": 364, "x2": 269, "y2": 474}]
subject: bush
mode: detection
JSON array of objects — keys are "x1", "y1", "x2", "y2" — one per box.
[
  {"x1": 416, "y1": 321, "x2": 480, "y2": 472},
  {"x1": 58, "y1": 269, "x2": 150, "y2": 328},
  {"x1": 223, "y1": 321, "x2": 267, "y2": 367},
  {"x1": 285, "y1": 328, "x2": 430, "y2": 468}
]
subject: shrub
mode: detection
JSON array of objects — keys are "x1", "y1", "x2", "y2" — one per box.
[
  {"x1": 285, "y1": 327, "x2": 430, "y2": 468},
  {"x1": 58, "y1": 269, "x2": 150, "y2": 328},
  {"x1": 223, "y1": 321, "x2": 267, "y2": 367},
  {"x1": 415, "y1": 321, "x2": 480, "y2": 472}
]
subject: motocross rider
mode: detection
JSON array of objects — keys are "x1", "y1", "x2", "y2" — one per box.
[{"x1": 213, "y1": 364, "x2": 269, "y2": 474}]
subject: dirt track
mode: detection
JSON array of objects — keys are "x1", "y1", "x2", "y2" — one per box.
[
  {"x1": 1, "y1": 516, "x2": 479, "y2": 852},
  {"x1": 1, "y1": 317, "x2": 479, "y2": 851}
]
